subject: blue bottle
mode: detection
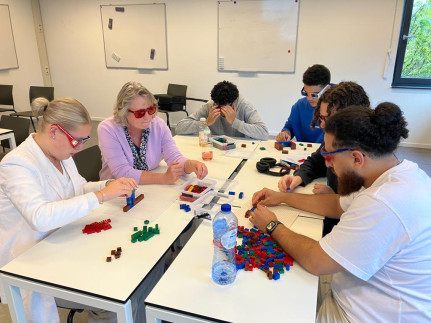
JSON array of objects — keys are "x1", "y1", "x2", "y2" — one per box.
[{"x1": 212, "y1": 203, "x2": 238, "y2": 285}]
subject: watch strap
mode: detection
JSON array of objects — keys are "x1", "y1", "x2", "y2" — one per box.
[{"x1": 266, "y1": 220, "x2": 282, "y2": 235}]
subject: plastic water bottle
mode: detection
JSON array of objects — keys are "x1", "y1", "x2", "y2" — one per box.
[
  {"x1": 212, "y1": 203, "x2": 238, "y2": 285},
  {"x1": 199, "y1": 117, "x2": 210, "y2": 147}
]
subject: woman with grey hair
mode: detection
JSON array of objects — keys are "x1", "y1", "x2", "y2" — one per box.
[
  {"x1": 0, "y1": 97, "x2": 137, "y2": 322},
  {"x1": 98, "y1": 81, "x2": 208, "y2": 184}
]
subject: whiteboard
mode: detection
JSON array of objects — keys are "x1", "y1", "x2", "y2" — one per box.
[
  {"x1": 100, "y1": 4, "x2": 168, "y2": 69},
  {"x1": 218, "y1": 0, "x2": 299, "y2": 73},
  {"x1": 0, "y1": 4, "x2": 19, "y2": 70}
]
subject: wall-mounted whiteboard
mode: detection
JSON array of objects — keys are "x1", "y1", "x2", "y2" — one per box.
[
  {"x1": 100, "y1": 4, "x2": 168, "y2": 69},
  {"x1": 218, "y1": 0, "x2": 299, "y2": 73},
  {"x1": 0, "y1": 4, "x2": 19, "y2": 70}
]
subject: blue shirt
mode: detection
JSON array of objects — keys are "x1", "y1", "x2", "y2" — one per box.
[{"x1": 281, "y1": 97, "x2": 323, "y2": 143}]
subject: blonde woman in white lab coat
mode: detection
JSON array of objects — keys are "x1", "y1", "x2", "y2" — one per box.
[{"x1": 0, "y1": 97, "x2": 137, "y2": 323}]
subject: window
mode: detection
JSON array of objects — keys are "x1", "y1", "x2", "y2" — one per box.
[{"x1": 392, "y1": 0, "x2": 431, "y2": 88}]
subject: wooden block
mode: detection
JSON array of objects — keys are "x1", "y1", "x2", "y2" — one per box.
[{"x1": 123, "y1": 193, "x2": 145, "y2": 212}]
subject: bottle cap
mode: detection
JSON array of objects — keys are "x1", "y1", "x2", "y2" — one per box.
[
  {"x1": 200, "y1": 117, "x2": 206, "y2": 122},
  {"x1": 221, "y1": 204, "x2": 231, "y2": 212}
]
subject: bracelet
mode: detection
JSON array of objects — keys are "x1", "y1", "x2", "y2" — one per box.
[
  {"x1": 105, "y1": 179, "x2": 114, "y2": 187},
  {"x1": 99, "y1": 191, "x2": 104, "y2": 205}
]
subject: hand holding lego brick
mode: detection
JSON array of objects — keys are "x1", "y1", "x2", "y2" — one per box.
[
  {"x1": 184, "y1": 160, "x2": 208, "y2": 179},
  {"x1": 97, "y1": 177, "x2": 137, "y2": 202},
  {"x1": 252, "y1": 188, "x2": 285, "y2": 207},
  {"x1": 247, "y1": 204, "x2": 278, "y2": 233},
  {"x1": 276, "y1": 130, "x2": 291, "y2": 142},
  {"x1": 278, "y1": 174, "x2": 303, "y2": 192}
]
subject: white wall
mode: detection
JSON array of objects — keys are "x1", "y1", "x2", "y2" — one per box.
[
  {"x1": 0, "y1": 0, "x2": 43, "y2": 110},
  {"x1": 3, "y1": 0, "x2": 431, "y2": 148}
]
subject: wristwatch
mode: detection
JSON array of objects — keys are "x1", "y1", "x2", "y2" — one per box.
[{"x1": 266, "y1": 221, "x2": 282, "y2": 235}]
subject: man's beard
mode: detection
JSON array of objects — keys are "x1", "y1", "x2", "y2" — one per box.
[{"x1": 336, "y1": 169, "x2": 365, "y2": 196}]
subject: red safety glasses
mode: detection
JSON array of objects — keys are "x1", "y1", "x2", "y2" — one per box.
[
  {"x1": 53, "y1": 123, "x2": 90, "y2": 148},
  {"x1": 128, "y1": 105, "x2": 157, "y2": 118},
  {"x1": 319, "y1": 114, "x2": 328, "y2": 123}
]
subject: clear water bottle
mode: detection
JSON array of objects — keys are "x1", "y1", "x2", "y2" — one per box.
[
  {"x1": 199, "y1": 117, "x2": 210, "y2": 147},
  {"x1": 212, "y1": 203, "x2": 238, "y2": 285}
]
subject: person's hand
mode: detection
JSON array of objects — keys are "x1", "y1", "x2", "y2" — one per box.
[
  {"x1": 220, "y1": 103, "x2": 237, "y2": 124},
  {"x1": 207, "y1": 105, "x2": 222, "y2": 126},
  {"x1": 163, "y1": 162, "x2": 183, "y2": 184},
  {"x1": 248, "y1": 204, "x2": 278, "y2": 232},
  {"x1": 252, "y1": 188, "x2": 284, "y2": 207},
  {"x1": 278, "y1": 175, "x2": 303, "y2": 192},
  {"x1": 185, "y1": 160, "x2": 208, "y2": 179},
  {"x1": 312, "y1": 183, "x2": 334, "y2": 194},
  {"x1": 276, "y1": 131, "x2": 291, "y2": 142},
  {"x1": 100, "y1": 177, "x2": 137, "y2": 201}
]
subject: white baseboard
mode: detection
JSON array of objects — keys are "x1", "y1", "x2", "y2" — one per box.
[{"x1": 399, "y1": 141, "x2": 431, "y2": 149}]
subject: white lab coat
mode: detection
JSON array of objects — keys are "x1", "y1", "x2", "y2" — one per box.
[{"x1": 0, "y1": 134, "x2": 106, "y2": 323}]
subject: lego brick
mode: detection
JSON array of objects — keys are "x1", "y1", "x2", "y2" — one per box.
[{"x1": 123, "y1": 193, "x2": 145, "y2": 212}]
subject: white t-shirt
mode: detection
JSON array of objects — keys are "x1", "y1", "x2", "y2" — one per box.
[{"x1": 320, "y1": 160, "x2": 431, "y2": 322}]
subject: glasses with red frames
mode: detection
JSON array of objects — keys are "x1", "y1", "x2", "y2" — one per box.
[
  {"x1": 128, "y1": 105, "x2": 157, "y2": 118},
  {"x1": 320, "y1": 146, "x2": 357, "y2": 162},
  {"x1": 53, "y1": 123, "x2": 90, "y2": 148},
  {"x1": 319, "y1": 114, "x2": 328, "y2": 123}
]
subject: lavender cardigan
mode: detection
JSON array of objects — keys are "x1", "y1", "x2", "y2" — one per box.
[{"x1": 98, "y1": 116, "x2": 188, "y2": 183}]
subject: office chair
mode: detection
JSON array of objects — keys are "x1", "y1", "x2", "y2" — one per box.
[
  {"x1": 10, "y1": 86, "x2": 54, "y2": 132},
  {"x1": 72, "y1": 145, "x2": 103, "y2": 182},
  {"x1": 0, "y1": 115, "x2": 30, "y2": 152},
  {"x1": 154, "y1": 84, "x2": 188, "y2": 129},
  {"x1": 0, "y1": 85, "x2": 17, "y2": 113}
]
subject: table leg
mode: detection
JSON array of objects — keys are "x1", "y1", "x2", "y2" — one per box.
[{"x1": 0, "y1": 276, "x2": 27, "y2": 322}]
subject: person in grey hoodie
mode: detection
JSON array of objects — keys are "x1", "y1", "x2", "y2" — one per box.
[{"x1": 175, "y1": 81, "x2": 269, "y2": 140}]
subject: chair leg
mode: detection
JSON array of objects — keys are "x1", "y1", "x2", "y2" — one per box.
[
  {"x1": 29, "y1": 117, "x2": 36, "y2": 132},
  {"x1": 67, "y1": 308, "x2": 84, "y2": 323},
  {"x1": 165, "y1": 112, "x2": 171, "y2": 129}
]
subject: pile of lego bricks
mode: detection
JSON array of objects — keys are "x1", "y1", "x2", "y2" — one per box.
[
  {"x1": 106, "y1": 247, "x2": 122, "y2": 262},
  {"x1": 82, "y1": 218, "x2": 112, "y2": 234},
  {"x1": 275, "y1": 141, "x2": 313, "y2": 154},
  {"x1": 236, "y1": 226, "x2": 293, "y2": 280},
  {"x1": 131, "y1": 221, "x2": 160, "y2": 243},
  {"x1": 180, "y1": 184, "x2": 208, "y2": 202}
]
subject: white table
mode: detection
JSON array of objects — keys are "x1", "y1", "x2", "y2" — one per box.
[
  {"x1": 174, "y1": 135, "x2": 260, "y2": 179},
  {"x1": 145, "y1": 191, "x2": 324, "y2": 323},
  {"x1": 0, "y1": 184, "x2": 196, "y2": 323},
  {"x1": 1, "y1": 136, "x2": 324, "y2": 323},
  {"x1": 0, "y1": 128, "x2": 16, "y2": 150}
]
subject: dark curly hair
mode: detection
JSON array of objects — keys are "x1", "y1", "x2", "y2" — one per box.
[
  {"x1": 303, "y1": 64, "x2": 331, "y2": 86},
  {"x1": 210, "y1": 81, "x2": 239, "y2": 105},
  {"x1": 311, "y1": 81, "x2": 370, "y2": 129},
  {"x1": 324, "y1": 103, "x2": 409, "y2": 157}
]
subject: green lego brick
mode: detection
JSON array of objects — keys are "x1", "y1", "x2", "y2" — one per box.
[{"x1": 142, "y1": 232, "x2": 155, "y2": 241}]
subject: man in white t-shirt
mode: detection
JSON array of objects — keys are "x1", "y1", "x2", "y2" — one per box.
[{"x1": 250, "y1": 103, "x2": 431, "y2": 322}]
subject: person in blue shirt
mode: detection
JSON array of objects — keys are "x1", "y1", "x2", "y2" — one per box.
[{"x1": 276, "y1": 64, "x2": 331, "y2": 143}]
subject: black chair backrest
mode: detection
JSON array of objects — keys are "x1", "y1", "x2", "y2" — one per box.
[
  {"x1": 29, "y1": 86, "x2": 54, "y2": 104},
  {"x1": 0, "y1": 115, "x2": 30, "y2": 148},
  {"x1": 0, "y1": 85, "x2": 14, "y2": 106},
  {"x1": 72, "y1": 145, "x2": 103, "y2": 182},
  {"x1": 167, "y1": 84, "x2": 187, "y2": 97}
]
